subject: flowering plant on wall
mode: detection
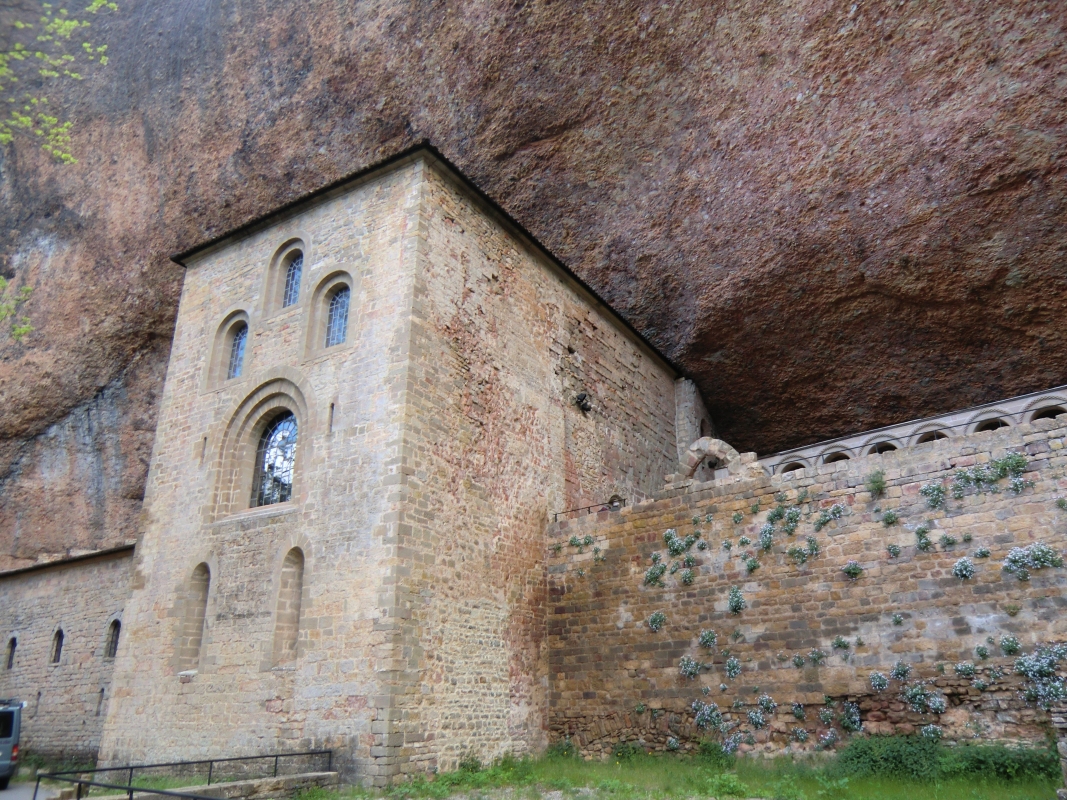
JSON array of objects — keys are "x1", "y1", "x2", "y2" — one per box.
[
  {"x1": 727, "y1": 586, "x2": 746, "y2": 614},
  {"x1": 1002, "y1": 543, "x2": 1063, "y2": 581}
]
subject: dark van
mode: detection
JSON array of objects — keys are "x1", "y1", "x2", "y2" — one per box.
[{"x1": 0, "y1": 698, "x2": 20, "y2": 790}]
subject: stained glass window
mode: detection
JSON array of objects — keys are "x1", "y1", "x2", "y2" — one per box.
[
  {"x1": 283, "y1": 253, "x2": 303, "y2": 307},
  {"x1": 252, "y1": 413, "x2": 298, "y2": 507},
  {"x1": 325, "y1": 286, "x2": 350, "y2": 347},
  {"x1": 227, "y1": 323, "x2": 247, "y2": 380}
]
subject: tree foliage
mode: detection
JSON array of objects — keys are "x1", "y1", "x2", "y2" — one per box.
[{"x1": 1, "y1": 0, "x2": 117, "y2": 162}]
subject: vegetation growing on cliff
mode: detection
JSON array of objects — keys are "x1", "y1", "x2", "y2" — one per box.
[{"x1": 1, "y1": 0, "x2": 117, "y2": 162}]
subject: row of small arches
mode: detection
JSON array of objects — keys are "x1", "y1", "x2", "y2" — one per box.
[
  {"x1": 217, "y1": 244, "x2": 352, "y2": 384},
  {"x1": 180, "y1": 548, "x2": 305, "y2": 672},
  {"x1": 4, "y1": 620, "x2": 120, "y2": 670},
  {"x1": 776, "y1": 404, "x2": 1067, "y2": 474}
]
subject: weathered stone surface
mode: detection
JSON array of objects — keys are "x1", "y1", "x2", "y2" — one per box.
[
  {"x1": 0, "y1": 548, "x2": 133, "y2": 759},
  {"x1": 87, "y1": 771, "x2": 339, "y2": 800},
  {"x1": 547, "y1": 418, "x2": 1067, "y2": 756},
  {"x1": 97, "y1": 153, "x2": 692, "y2": 783},
  {"x1": 2, "y1": 1, "x2": 1066, "y2": 565}
]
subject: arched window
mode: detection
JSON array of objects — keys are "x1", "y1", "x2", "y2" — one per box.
[
  {"x1": 282, "y1": 253, "x2": 303, "y2": 307},
  {"x1": 252, "y1": 413, "x2": 298, "y2": 507},
  {"x1": 226, "y1": 323, "x2": 248, "y2": 380},
  {"x1": 180, "y1": 564, "x2": 210, "y2": 672},
  {"x1": 779, "y1": 462, "x2": 806, "y2": 475},
  {"x1": 823, "y1": 452, "x2": 850, "y2": 464},
  {"x1": 916, "y1": 431, "x2": 948, "y2": 444},
  {"x1": 105, "y1": 620, "x2": 121, "y2": 659},
  {"x1": 325, "y1": 287, "x2": 350, "y2": 348},
  {"x1": 975, "y1": 418, "x2": 1009, "y2": 433},
  {"x1": 868, "y1": 442, "x2": 897, "y2": 455},
  {"x1": 51, "y1": 629, "x2": 64, "y2": 664},
  {"x1": 272, "y1": 548, "x2": 305, "y2": 665},
  {"x1": 5, "y1": 638, "x2": 15, "y2": 670},
  {"x1": 1031, "y1": 406, "x2": 1066, "y2": 422}
]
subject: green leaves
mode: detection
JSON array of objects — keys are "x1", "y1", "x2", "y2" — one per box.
[{"x1": 2, "y1": 1, "x2": 118, "y2": 161}]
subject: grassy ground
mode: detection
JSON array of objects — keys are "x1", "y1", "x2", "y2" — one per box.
[{"x1": 297, "y1": 752, "x2": 1060, "y2": 800}]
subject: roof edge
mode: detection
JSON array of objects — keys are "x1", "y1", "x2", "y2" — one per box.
[
  {"x1": 0, "y1": 544, "x2": 135, "y2": 580},
  {"x1": 169, "y1": 140, "x2": 687, "y2": 379}
]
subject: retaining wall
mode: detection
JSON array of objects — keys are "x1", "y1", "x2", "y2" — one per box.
[{"x1": 546, "y1": 416, "x2": 1067, "y2": 756}]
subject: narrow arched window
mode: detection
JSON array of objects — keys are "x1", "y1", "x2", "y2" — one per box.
[
  {"x1": 324, "y1": 287, "x2": 350, "y2": 348},
  {"x1": 51, "y1": 629, "x2": 64, "y2": 664},
  {"x1": 105, "y1": 620, "x2": 121, "y2": 659},
  {"x1": 5, "y1": 638, "x2": 15, "y2": 670},
  {"x1": 252, "y1": 413, "x2": 298, "y2": 507},
  {"x1": 180, "y1": 564, "x2": 210, "y2": 672},
  {"x1": 283, "y1": 253, "x2": 303, "y2": 307},
  {"x1": 226, "y1": 323, "x2": 248, "y2": 380},
  {"x1": 272, "y1": 548, "x2": 305, "y2": 665}
]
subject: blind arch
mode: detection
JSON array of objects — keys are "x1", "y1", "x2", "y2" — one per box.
[
  {"x1": 272, "y1": 548, "x2": 305, "y2": 665},
  {"x1": 179, "y1": 563, "x2": 210, "y2": 671}
]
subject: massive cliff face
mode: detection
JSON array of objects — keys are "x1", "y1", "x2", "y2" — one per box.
[{"x1": 1, "y1": 0, "x2": 1064, "y2": 567}]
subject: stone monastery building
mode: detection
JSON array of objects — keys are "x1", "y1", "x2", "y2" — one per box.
[{"x1": 3, "y1": 143, "x2": 1067, "y2": 786}]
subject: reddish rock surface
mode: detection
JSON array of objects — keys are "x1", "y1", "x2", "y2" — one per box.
[{"x1": 1, "y1": 0, "x2": 1065, "y2": 566}]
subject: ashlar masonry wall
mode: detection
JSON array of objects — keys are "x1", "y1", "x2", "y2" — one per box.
[
  {"x1": 100, "y1": 149, "x2": 693, "y2": 785},
  {"x1": 378, "y1": 161, "x2": 683, "y2": 776},
  {"x1": 547, "y1": 417, "x2": 1067, "y2": 757},
  {"x1": 99, "y1": 160, "x2": 428, "y2": 780},
  {"x1": 0, "y1": 549, "x2": 133, "y2": 759}
]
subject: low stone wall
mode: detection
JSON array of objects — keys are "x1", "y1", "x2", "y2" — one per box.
[
  {"x1": 1053, "y1": 705, "x2": 1067, "y2": 799},
  {"x1": 71, "y1": 771, "x2": 339, "y2": 800},
  {"x1": 546, "y1": 417, "x2": 1067, "y2": 756}
]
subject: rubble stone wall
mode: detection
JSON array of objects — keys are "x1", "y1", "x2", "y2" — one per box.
[
  {"x1": 0, "y1": 549, "x2": 133, "y2": 759},
  {"x1": 547, "y1": 417, "x2": 1067, "y2": 756}
]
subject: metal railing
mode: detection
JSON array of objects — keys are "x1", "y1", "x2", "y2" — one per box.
[
  {"x1": 34, "y1": 750, "x2": 332, "y2": 800},
  {"x1": 553, "y1": 497, "x2": 626, "y2": 522}
]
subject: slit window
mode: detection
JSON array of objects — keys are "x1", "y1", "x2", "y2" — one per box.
[
  {"x1": 325, "y1": 287, "x2": 350, "y2": 348},
  {"x1": 50, "y1": 629, "x2": 64, "y2": 664},
  {"x1": 105, "y1": 620, "x2": 121, "y2": 659},
  {"x1": 4, "y1": 638, "x2": 14, "y2": 670},
  {"x1": 283, "y1": 253, "x2": 303, "y2": 307},
  {"x1": 227, "y1": 323, "x2": 248, "y2": 380},
  {"x1": 252, "y1": 413, "x2": 298, "y2": 507}
]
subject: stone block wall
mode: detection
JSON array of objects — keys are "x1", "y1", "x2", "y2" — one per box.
[
  {"x1": 0, "y1": 548, "x2": 133, "y2": 759},
  {"x1": 378, "y1": 161, "x2": 683, "y2": 777},
  {"x1": 99, "y1": 159, "x2": 428, "y2": 778},
  {"x1": 100, "y1": 150, "x2": 690, "y2": 785},
  {"x1": 547, "y1": 417, "x2": 1067, "y2": 756}
]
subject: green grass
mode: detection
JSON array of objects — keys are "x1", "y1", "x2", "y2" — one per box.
[{"x1": 294, "y1": 745, "x2": 1060, "y2": 800}]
